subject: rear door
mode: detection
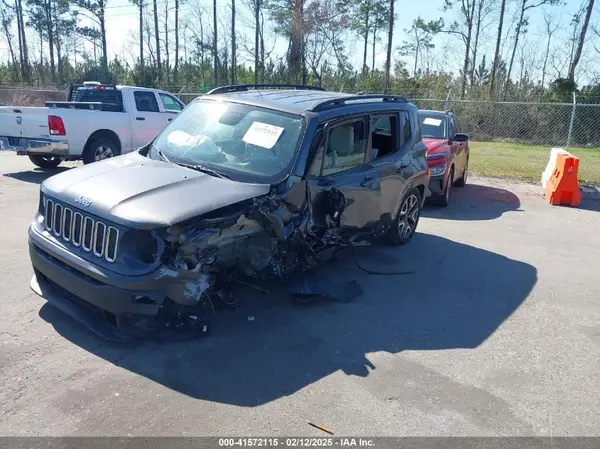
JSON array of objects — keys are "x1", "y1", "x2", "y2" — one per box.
[
  {"x1": 132, "y1": 90, "x2": 167, "y2": 149},
  {"x1": 306, "y1": 116, "x2": 382, "y2": 243}
]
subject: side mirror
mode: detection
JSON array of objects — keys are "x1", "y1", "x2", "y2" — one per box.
[{"x1": 453, "y1": 133, "x2": 469, "y2": 142}]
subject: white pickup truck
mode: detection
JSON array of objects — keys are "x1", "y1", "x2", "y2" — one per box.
[{"x1": 0, "y1": 82, "x2": 185, "y2": 168}]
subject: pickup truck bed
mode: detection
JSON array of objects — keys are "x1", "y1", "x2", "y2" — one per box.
[{"x1": 0, "y1": 84, "x2": 185, "y2": 169}]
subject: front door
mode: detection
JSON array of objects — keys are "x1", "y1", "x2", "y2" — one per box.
[
  {"x1": 306, "y1": 116, "x2": 382, "y2": 243},
  {"x1": 132, "y1": 90, "x2": 168, "y2": 150}
]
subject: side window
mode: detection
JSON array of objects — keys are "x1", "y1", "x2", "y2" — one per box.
[
  {"x1": 453, "y1": 116, "x2": 461, "y2": 133},
  {"x1": 371, "y1": 114, "x2": 397, "y2": 160},
  {"x1": 400, "y1": 111, "x2": 411, "y2": 147},
  {"x1": 449, "y1": 116, "x2": 456, "y2": 137},
  {"x1": 159, "y1": 93, "x2": 183, "y2": 113},
  {"x1": 321, "y1": 119, "x2": 368, "y2": 176},
  {"x1": 134, "y1": 91, "x2": 159, "y2": 112}
]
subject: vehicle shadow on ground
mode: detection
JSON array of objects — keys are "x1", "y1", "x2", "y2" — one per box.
[
  {"x1": 578, "y1": 198, "x2": 600, "y2": 212},
  {"x1": 40, "y1": 233, "x2": 537, "y2": 409},
  {"x1": 422, "y1": 183, "x2": 521, "y2": 220},
  {"x1": 3, "y1": 167, "x2": 72, "y2": 184}
]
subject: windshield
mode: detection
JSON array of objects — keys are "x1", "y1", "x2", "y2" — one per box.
[
  {"x1": 150, "y1": 99, "x2": 305, "y2": 182},
  {"x1": 418, "y1": 112, "x2": 448, "y2": 139}
]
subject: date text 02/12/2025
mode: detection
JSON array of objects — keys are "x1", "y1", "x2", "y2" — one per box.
[{"x1": 218, "y1": 438, "x2": 376, "y2": 447}]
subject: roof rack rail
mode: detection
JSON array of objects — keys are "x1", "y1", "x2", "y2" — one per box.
[
  {"x1": 310, "y1": 94, "x2": 408, "y2": 112},
  {"x1": 206, "y1": 84, "x2": 326, "y2": 95}
]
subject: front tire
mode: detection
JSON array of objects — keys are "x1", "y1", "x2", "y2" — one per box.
[
  {"x1": 82, "y1": 138, "x2": 120, "y2": 165},
  {"x1": 28, "y1": 155, "x2": 62, "y2": 169},
  {"x1": 386, "y1": 187, "x2": 422, "y2": 246}
]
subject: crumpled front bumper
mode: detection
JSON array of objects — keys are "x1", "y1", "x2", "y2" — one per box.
[
  {"x1": 28, "y1": 224, "x2": 166, "y2": 341},
  {"x1": 0, "y1": 136, "x2": 69, "y2": 156}
]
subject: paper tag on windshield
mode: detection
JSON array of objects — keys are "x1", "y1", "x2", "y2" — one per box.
[
  {"x1": 242, "y1": 122, "x2": 284, "y2": 149},
  {"x1": 423, "y1": 118, "x2": 443, "y2": 127}
]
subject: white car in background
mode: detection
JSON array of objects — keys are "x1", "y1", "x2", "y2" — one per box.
[{"x1": 0, "y1": 82, "x2": 185, "y2": 168}]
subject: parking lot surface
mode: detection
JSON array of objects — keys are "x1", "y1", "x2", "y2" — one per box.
[{"x1": 0, "y1": 153, "x2": 599, "y2": 436}]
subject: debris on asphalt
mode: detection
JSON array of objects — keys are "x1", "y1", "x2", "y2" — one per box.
[{"x1": 306, "y1": 421, "x2": 334, "y2": 435}]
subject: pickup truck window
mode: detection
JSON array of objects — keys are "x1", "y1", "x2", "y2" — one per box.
[
  {"x1": 134, "y1": 91, "x2": 160, "y2": 113},
  {"x1": 159, "y1": 94, "x2": 183, "y2": 113},
  {"x1": 151, "y1": 99, "x2": 304, "y2": 181}
]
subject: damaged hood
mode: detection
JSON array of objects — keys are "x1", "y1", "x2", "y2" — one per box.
[{"x1": 41, "y1": 151, "x2": 271, "y2": 229}]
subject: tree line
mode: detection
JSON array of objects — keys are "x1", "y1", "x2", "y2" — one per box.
[{"x1": 0, "y1": 0, "x2": 599, "y2": 103}]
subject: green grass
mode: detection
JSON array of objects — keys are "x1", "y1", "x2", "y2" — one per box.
[{"x1": 468, "y1": 141, "x2": 600, "y2": 185}]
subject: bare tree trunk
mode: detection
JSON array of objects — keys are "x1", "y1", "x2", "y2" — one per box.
[
  {"x1": 199, "y1": 19, "x2": 206, "y2": 86},
  {"x1": 100, "y1": 5, "x2": 108, "y2": 71},
  {"x1": 1, "y1": 12, "x2": 17, "y2": 67},
  {"x1": 460, "y1": 0, "x2": 476, "y2": 99},
  {"x1": 290, "y1": 0, "x2": 302, "y2": 82},
  {"x1": 568, "y1": 0, "x2": 595, "y2": 83},
  {"x1": 371, "y1": 26, "x2": 376, "y2": 73},
  {"x1": 489, "y1": 0, "x2": 506, "y2": 98},
  {"x1": 363, "y1": 12, "x2": 369, "y2": 73},
  {"x1": 174, "y1": 0, "x2": 179, "y2": 82},
  {"x1": 470, "y1": 0, "x2": 485, "y2": 87},
  {"x1": 153, "y1": 0, "x2": 161, "y2": 78},
  {"x1": 139, "y1": 1, "x2": 144, "y2": 68},
  {"x1": 254, "y1": 0, "x2": 259, "y2": 83},
  {"x1": 231, "y1": 0, "x2": 236, "y2": 84},
  {"x1": 164, "y1": 0, "x2": 170, "y2": 83},
  {"x1": 45, "y1": 0, "x2": 56, "y2": 80},
  {"x1": 213, "y1": 0, "x2": 218, "y2": 86},
  {"x1": 383, "y1": 0, "x2": 394, "y2": 92},
  {"x1": 504, "y1": 1, "x2": 526, "y2": 100}
]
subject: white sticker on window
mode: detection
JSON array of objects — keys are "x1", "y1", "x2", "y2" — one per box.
[
  {"x1": 242, "y1": 122, "x2": 284, "y2": 149},
  {"x1": 423, "y1": 118, "x2": 443, "y2": 126}
]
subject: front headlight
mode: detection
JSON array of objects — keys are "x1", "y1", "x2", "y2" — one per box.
[
  {"x1": 121, "y1": 229, "x2": 161, "y2": 265},
  {"x1": 429, "y1": 164, "x2": 446, "y2": 176}
]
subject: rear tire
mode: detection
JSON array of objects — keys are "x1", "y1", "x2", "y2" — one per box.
[
  {"x1": 454, "y1": 157, "x2": 468, "y2": 187},
  {"x1": 28, "y1": 155, "x2": 62, "y2": 169},
  {"x1": 82, "y1": 137, "x2": 120, "y2": 165},
  {"x1": 386, "y1": 187, "x2": 422, "y2": 246}
]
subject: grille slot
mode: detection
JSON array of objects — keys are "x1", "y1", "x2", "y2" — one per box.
[{"x1": 43, "y1": 197, "x2": 119, "y2": 263}]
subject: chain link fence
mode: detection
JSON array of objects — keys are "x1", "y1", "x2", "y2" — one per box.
[
  {"x1": 411, "y1": 98, "x2": 600, "y2": 185},
  {"x1": 3, "y1": 85, "x2": 600, "y2": 185}
]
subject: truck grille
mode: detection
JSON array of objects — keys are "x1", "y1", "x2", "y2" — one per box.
[{"x1": 44, "y1": 198, "x2": 119, "y2": 263}]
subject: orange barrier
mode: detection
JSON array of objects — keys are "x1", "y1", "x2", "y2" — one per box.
[{"x1": 545, "y1": 152, "x2": 582, "y2": 207}]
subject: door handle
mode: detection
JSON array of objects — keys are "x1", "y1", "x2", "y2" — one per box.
[
  {"x1": 136, "y1": 117, "x2": 146, "y2": 121},
  {"x1": 168, "y1": 118, "x2": 173, "y2": 121},
  {"x1": 397, "y1": 163, "x2": 409, "y2": 172}
]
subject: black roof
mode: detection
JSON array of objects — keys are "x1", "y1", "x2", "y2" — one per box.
[{"x1": 203, "y1": 89, "x2": 409, "y2": 115}]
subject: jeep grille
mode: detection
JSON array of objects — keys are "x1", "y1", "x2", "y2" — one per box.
[{"x1": 44, "y1": 198, "x2": 119, "y2": 263}]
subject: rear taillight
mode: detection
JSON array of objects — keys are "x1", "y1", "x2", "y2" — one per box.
[{"x1": 48, "y1": 115, "x2": 66, "y2": 136}]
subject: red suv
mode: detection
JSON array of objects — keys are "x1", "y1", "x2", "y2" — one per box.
[{"x1": 417, "y1": 110, "x2": 470, "y2": 206}]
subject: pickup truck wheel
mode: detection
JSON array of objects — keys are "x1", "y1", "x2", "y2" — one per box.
[
  {"x1": 83, "y1": 138, "x2": 119, "y2": 164},
  {"x1": 28, "y1": 155, "x2": 62, "y2": 169},
  {"x1": 386, "y1": 187, "x2": 422, "y2": 246}
]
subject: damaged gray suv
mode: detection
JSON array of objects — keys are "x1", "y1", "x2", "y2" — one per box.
[{"x1": 28, "y1": 84, "x2": 430, "y2": 341}]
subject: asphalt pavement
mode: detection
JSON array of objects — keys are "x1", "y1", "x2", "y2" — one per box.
[{"x1": 0, "y1": 153, "x2": 599, "y2": 436}]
